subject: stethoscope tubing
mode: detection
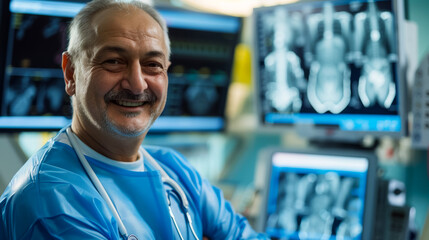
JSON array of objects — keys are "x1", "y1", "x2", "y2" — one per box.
[
  {"x1": 66, "y1": 128, "x2": 129, "y2": 238},
  {"x1": 65, "y1": 128, "x2": 200, "y2": 240}
]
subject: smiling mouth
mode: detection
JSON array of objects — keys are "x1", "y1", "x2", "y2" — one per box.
[
  {"x1": 113, "y1": 100, "x2": 146, "y2": 107},
  {"x1": 106, "y1": 90, "x2": 156, "y2": 108}
]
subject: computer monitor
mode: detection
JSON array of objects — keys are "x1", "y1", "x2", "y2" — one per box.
[
  {"x1": 252, "y1": 0, "x2": 407, "y2": 141},
  {"x1": 0, "y1": 0, "x2": 241, "y2": 132},
  {"x1": 257, "y1": 148, "x2": 378, "y2": 240}
]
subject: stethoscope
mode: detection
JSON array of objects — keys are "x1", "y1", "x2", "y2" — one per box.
[{"x1": 65, "y1": 128, "x2": 200, "y2": 240}]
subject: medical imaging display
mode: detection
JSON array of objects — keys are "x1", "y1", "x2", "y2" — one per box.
[
  {"x1": 254, "y1": 0, "x2": 405, "y2": 136},
  {"x1": 263, "y1": 152, "x2": 373, "y2": 240},
  {"x1": 0, "y1": 0, "x2": 240, "y2": 131},
  {"x1": 163, "y1": 25, "x2": 238, "y2": 119},
  {"x1": 2, "y1": 13, "x2": 71, "y2": 118},
  {"x1": 267, "y1": 173, "x2": 365, "y2": 239}
]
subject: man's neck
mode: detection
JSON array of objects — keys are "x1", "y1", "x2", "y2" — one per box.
[{"x1": 70, "y1": 123, "x2": 145, "y2": 162}]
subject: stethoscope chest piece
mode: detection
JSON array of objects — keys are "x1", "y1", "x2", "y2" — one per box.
[{"x1": 127, "y1": 234, "x2": 138, "y2": 240}]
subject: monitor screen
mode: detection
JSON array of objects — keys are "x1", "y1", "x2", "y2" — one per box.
[
  {"x1": 252, "y1": 0, "x2": 407, "y2": 141},
  {"x1": 257, "y1": 148, "x2": 378, "y2": 240},
  {"x1": 0, "y1": 0, "x2": 241, "y2": 132}
]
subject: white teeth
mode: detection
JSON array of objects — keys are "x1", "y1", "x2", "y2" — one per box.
[{"x1": 117, "y1": 101, "x2": 144, "y2": 107}]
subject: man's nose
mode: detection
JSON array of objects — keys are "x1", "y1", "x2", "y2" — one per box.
[{"x1": 122, "y1": 61, "x2": 148, "y2": 94}]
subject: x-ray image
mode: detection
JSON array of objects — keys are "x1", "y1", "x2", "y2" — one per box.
[
  {"x1": 306, "y1": 2, "x2": 352, "y2": 114},
  {"x1": 2, "y1": 13, "x2": 71, "y2": 117},
  {"x1": 255, "y1": 0, "x2": 401, "y2": 120},
  {"x1": 5, "y1": 76, "x2": 36, "y2": 116},
  {"x1": 354, "y1": 0, "x2": 397, "y2": 109},
  {"x1": 267, "y1": 172, "x2": 363, "y2": 239},
  {"x1": 6, "y1": 75, "x2": 69, "y2": 116},
  {"x1": 262, "y1": 8, "x2": 307, "y2": 114},
  {"x1": 185, "y1": 80, "x2": 219, "y2": 116}
]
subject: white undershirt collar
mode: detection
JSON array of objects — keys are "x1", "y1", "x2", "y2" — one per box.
[{"x1": 66, "y1": 131, "x2": 145, "y2": 172}]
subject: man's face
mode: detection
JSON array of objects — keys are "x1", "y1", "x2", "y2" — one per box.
[{"x1": 68, "y1": 7, "x2": 169, "y2": 137}]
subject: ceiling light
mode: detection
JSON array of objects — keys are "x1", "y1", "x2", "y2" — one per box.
[{"x1": 180, "y1": 0, "x2": 298, "y2": 17}]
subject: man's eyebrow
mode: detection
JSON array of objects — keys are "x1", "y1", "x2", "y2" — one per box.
[
  {"x1": 96, "y1": 46, "x2": 127, "y2": 55},
  {"x1": 96, "y1": 47, "x2": 167, "y2": 60},
  {"x1": 144, "y1": 50, "x2": 167, "y2": 60}
]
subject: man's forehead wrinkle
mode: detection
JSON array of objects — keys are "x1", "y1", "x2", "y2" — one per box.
[
  {"x1": 107, "y1": 29, "x2": 160, "y2": 42},
  {"x1": 89, "y1": 6, "x2": 168, "y2": 61},
  {"x1": 93, "y1": 7, "x2": 160, "y2": 31},
  {"x1": 93, "y1": 17, "x2": 162, "y2": 44}
]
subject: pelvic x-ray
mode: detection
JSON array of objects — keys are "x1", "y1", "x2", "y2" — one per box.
[
  {"x1": 267, "y1": 172, "x2": 363, "y2": 239},
  {"x1": 256, "y1": 0, "x2": 399, "y2": 116}
]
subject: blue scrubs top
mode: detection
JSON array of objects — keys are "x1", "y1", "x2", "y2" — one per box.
[{"x1": 0, "y1": 128, "x2": 268, "y2": 239}]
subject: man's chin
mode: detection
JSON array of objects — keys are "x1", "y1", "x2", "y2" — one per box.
[
  {"x1": 105, "y1": 120, "x2": 152, "y2": 138},
  {"x1": 113, "y1": 126, "x2": 148, "y2": 138},
  {"x1": 103, "y1": 111, "x2": 157, "y2": 137}
]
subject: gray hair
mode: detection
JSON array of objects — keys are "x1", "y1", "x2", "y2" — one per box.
[{"x1": 67, "y1": 0, "x2": 170, "y2": 64}]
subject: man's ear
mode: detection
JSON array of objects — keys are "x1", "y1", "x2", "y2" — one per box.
[
  {"x1": 166, "y1": 61, "x2": 171, "y2": 72},
  {"x1": 62, "y1": 52, "x2": 76, "y2": 96}
]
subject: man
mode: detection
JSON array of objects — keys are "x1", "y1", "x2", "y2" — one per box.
[{"x1": 0, "y1": 0, "x2": 267, "y2": 239}]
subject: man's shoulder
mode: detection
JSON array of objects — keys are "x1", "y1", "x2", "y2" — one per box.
[
  {"x1": 142, "y1": 145, "x2": 203, "y2": 193},
  {"x1": 144, "y1": 145, "x2": 178, "y2": 154},
  {"x1": 143, "y1": 145, "x2": 189, "y2": 168},
  {"x1": 1, "y1": 135, "x2": 90, "y2": 206},
  {"x1": 1, "y1": 137, "x2": 104, "y2": 237}
]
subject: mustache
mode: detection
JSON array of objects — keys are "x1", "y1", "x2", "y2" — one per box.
[{"x1": 104, "y1": 89, "x2": 157, "y2": 103}]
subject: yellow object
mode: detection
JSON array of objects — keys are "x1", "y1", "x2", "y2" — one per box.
[
  {"x1": 226, "y1": 43, "x2": 253, "y2": 120},
  {"x1": 231, "y1": 43, "x2": 252, "y2": 86}
]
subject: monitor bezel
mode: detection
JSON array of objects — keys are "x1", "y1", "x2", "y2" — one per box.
[
  {"x1": 256, "y1": 147, "x2": 379, "y2": 239},
  {"x1": 251, "y1": 0, "x2": 408, "y2": 142},
  {"x1": 0, "y1": 0, "x2": 242, "y2": 133}
]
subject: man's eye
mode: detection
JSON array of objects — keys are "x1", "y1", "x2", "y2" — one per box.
[
  {"x1": 147, "y1": 62, "x2": 163, "y2": 68},
  {"x1": 104, "y1": 59, "x2": 121, "y2": 65},
  {"x1": 101, "y1": 59, "x2": 125, "y2": 72},
  {"x1": 143, "y1": 62, "x2": 165, "y2": 74}
]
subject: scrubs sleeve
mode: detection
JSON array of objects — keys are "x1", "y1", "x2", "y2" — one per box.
[
  {"x1": 200, "y1": 178, "x2": 269, "y2": 239},
  {"x1": 1, "y1": 180, "x2": 119, "y2": 240}
]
